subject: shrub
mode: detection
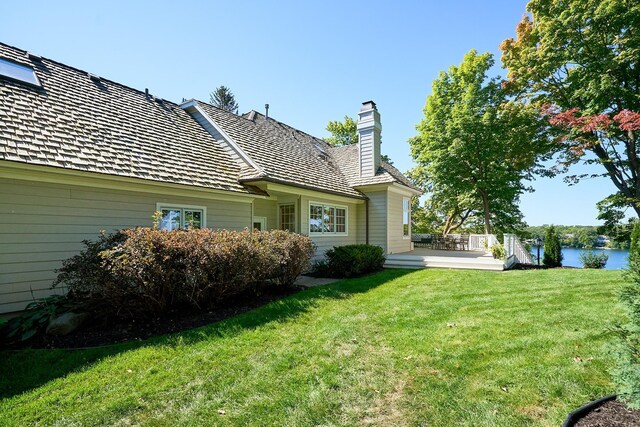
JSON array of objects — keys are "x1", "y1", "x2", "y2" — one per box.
[
  {"x1": 491, "y1": 242, "x2": 506, "y2": 260},
  {"x1": 579, "y1": 250, "x2": 608, "y2": 269},
  {"x1": 543, "y1": 225, "x2": 563, "y2": 267},
  {"x1": 630, "y1": 222, "x2": 640, "y2": 265},
  {"x1": 317, "y1": 244, "x2": 385, "y2": 278},
  {"x1": 613, "y1": 222, "x2": 640, "y2": 408},
  {"x1": 53, "y1": 230, "x2": 127, "y2": 297},
  {"x1": 54, "y1": 228, "x2": 315, "y2": 317},
  {"x1": 1, "y1": 295, "x2": 73, "y2": 344}
]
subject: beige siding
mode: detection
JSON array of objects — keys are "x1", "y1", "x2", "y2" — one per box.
[
  {"x1": 386, "y1": 190, "x2": 411, "y2": 254},
  {"x1": 355, "y1": 203, "x2": 367, "y2": 244},
  {"x1": 0, "y1": 178, "x2": 252, "y2": 313},
  {"x1": 252, "y1": 199, "x2": 278, "y2": 230},
  {"x1": 300, "y1": 195, "x2": 359, "y2": 258},
  {"x1": 363, "y1": 190, "x2": 388, "y2": 252}
]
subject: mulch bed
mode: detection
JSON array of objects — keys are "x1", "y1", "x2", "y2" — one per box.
[
  {"x1": 574, "y1": 400, "x2": 640, "y2": 427},
  {"x1": 5, "y1": 286, "x2": 301, "y2": 350}
]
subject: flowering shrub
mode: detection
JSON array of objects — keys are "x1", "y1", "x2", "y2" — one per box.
[{"x1": 54, "y1": 228, "x2": 315, "y2": 317}]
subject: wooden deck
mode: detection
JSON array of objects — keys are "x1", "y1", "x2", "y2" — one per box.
[{"x1": 384, "y1": 248, "x2": 504, "y2": 271}]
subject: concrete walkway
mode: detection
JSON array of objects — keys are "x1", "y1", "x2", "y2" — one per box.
[{"x1": 294, "y1": 275, "x2": 339, "y2": 288}]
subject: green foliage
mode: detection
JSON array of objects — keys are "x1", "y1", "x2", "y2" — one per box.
[
  {"x1": 325, "y1": 115, "x2": 393, "y2": 164},
  {"x1": 543, "y1": 225, "x2": 563, "y2": 267},
  {"x1": 409, "y1": 50, "x2": 549, "y2": 235},
  {"x1": 491, "y1": 243, "x2": 506, "y2": 260},
  {"x1": 53, "y1": 230, "x2": 127, "y2": 296},
  {"x1": 1, "y1": 295, "x2": 73, "y2": 345},
  {"x1": 613, "y1": 221, "x2": 640, "y2": 407},
  {"x1": 313, "y1": 244, "x2": 385, "y2": 278},
  {"x1": 210, "y1": 85, "x2": 239, "y2": 113},
  {"x1": 501, "y1": 0, "x2": 640, "y2": 217},
  {"x1": 579, "y1": 251, "x2": 608, "y2": 269},
  {"x1": 630, "y1": 222, "x2": 640, "y2": 265},
  {"x1": 325, "y1": 116, "x2": 358, "y2": 147},
  {"x1": 54, "y1": 229, "x2": 315, "y2": 318},
  {"x1": 526, "y1": 225, "x2": 617, "y2": 249}
]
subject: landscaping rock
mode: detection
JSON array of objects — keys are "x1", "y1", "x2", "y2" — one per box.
[{"x1": 46, "y1": 312, "x2": 88, "y2": 336}]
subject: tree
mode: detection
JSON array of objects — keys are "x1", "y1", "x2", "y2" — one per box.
[
  {"x1": 613, "y1": 221, "x2": 640, "y2": 407},
  {"x1": 325, "y1": 116, "x2": 358, "y2": 146},
  {"x1": 409, "y1": 50, "x2": 549, "y2": 234},
  {"x1": 542, "y1": 225, "x2": 563, "y2": 267},
  {"x1": 501, "y1": 0, "x2": 640, "y2": 220},
  {"x1": 325, "y1": 116, "x2": 393, "y2": 164},
  {"x1": 210, "y1": 86, "x2": 239, "y2": 112}
]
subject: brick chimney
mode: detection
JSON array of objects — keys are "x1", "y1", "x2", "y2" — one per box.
[{"x1": 357, "y1": 100, "x2": 381, "y2": 177}]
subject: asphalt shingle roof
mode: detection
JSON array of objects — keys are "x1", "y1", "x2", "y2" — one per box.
[{"x1": 0, "y1": 42, "x2": 254, "y2": 194}]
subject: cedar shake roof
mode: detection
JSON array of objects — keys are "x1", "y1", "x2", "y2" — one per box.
[
  {"x1": 0, "y1": 42, "x2": 419, "y2": 199},
  {"x1": 196, "y1": 102, "x2": 365, "y2": 198},
  {"x1": 0, "y1": 42, "x2": 254, "y2": 195},
  {"x1": 329, "y1": 143, "x2": 421, "y2": 192}
]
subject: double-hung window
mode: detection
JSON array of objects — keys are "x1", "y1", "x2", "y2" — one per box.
[
  {"x1": 403, "y1": 197, "x2": 410, "y2": 237},
  {"x1": 156, "y1": 204, "x2": 205, "y2": 230},
  {"x1": 309, "y1": 202, "x2": 347, "y2": 235}
]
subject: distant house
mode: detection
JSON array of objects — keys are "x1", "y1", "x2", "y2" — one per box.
[
  {"x1": 595, "y1": 235, "x2": 611, "y2": 247},
  {"x1": 0, "y1": 42, "x2": 421, "y2": 313}
]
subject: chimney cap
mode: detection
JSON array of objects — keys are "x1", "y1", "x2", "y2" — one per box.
[{"x1": 360, "y1": 100, "x2": 377, "y2": 111}]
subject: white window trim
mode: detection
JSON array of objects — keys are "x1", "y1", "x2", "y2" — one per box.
[
  {"x1": 253, "y1": 216, "x2": 267, "y2": 231},
  {"x1": 402, "y1": 197, "x2": 410, "y2": 239},
  {"x1": 308, "y1": 201, "x2": 348, "y2": 237},
  {"x1": 156, "y1": 203, "x2": 207, "y2": 229},
  {"x1": 278, "y1": 203, "x2": 297, "y2": 232}
]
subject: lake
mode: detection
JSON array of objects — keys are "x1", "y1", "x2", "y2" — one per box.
[{"x1": 530, "y1": 247, "x2": 629, "y2": 270}]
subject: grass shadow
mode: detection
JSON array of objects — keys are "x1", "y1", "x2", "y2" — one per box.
[{"x1": 0, "y1": 268, "x2": 413, "y2": 400}]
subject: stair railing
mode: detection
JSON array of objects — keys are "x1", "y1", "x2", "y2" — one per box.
[{"x1": 503, "y1": 234, "x2": 534, "y2": 266}]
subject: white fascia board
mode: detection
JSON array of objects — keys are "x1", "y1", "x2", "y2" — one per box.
[
  {"x1": 180, "y1": 101, "x2": 264, "y2": 175},
  {"x1": 355, "y1": 182, "x2": 422, "y2": 196}
]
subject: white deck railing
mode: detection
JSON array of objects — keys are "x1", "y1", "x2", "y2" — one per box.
[
  {"x1": 503, "y1": 234, "x2": 534, "y2": 266},
  {"x1": 412, "y1": 233, "x2": 499, "y2": 252},
  {"x1": 468, "y1": 234, "x2": 498, "y2": 251}
]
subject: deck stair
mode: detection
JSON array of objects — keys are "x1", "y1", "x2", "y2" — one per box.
[{"x1": 384, "y1": 249, "x2": 504, "y2": 271}]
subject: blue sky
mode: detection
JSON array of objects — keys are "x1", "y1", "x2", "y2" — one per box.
[{"x1": 2, "y1": 0, "x2": 621, "y2": 226}]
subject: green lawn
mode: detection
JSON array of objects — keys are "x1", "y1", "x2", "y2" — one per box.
[{"x1": 0, "y1": 269, "x2": 624, "y2": 426}]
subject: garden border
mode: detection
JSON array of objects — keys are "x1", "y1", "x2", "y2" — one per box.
[{"x1": 562, "y1": 394, "x2": 617, "y2": 427}]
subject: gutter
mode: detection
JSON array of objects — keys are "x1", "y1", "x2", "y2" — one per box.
[{"x1": 365, "y1": 198, "x2": 369, "y2": 244}]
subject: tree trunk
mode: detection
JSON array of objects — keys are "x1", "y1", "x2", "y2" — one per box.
[{"x1": 479, "y1": 189, "x2": 492, "y2": 235}]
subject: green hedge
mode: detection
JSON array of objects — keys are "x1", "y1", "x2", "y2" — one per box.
[
  {"x1": 53, "y1": 228, "x2": 315, "y2": 317},
  {"x1": 314, "y1": 244, "x2": 386, "y2": 278}
]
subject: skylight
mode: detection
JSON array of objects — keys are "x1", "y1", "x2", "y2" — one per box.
[{"x1": 0, "y1": 58, "x2": 40, "y2": 86}]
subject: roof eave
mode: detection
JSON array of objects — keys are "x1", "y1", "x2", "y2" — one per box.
[{"x1": 240, "y1": 176, "x2": 368, "y2": 200}]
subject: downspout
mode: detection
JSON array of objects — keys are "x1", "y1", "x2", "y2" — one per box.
[{"x1": 365, "y1": 198, "x2": 369, "y2": 245}]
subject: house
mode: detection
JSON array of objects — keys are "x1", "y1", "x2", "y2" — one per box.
[{"x1": 0, "y1": 42, "x2": 421, "y2": 314}]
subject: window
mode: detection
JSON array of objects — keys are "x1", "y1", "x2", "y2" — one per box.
[
  {"x1": 309, "y1": 202, "x2": 347, "y2": 235},
  {"x1": 253, "y1": 216, "x2": 267, "y2": 231},
  {"x1": 403, "y1": 198, "x2": 410, "y2": 237},
  {"x1": 156, "y1": 204, "x2": 205, "y2": 230},
  {"x1": 279, "y1": 204, "x2": 295, "y2": 231},
  {"x1": 0, "y1": 58, "x2": 40, "y2": 87}
]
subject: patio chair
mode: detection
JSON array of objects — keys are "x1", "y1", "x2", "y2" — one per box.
[{"x1": 456, "y1": 234, "x2": 469, "y2": 251}]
